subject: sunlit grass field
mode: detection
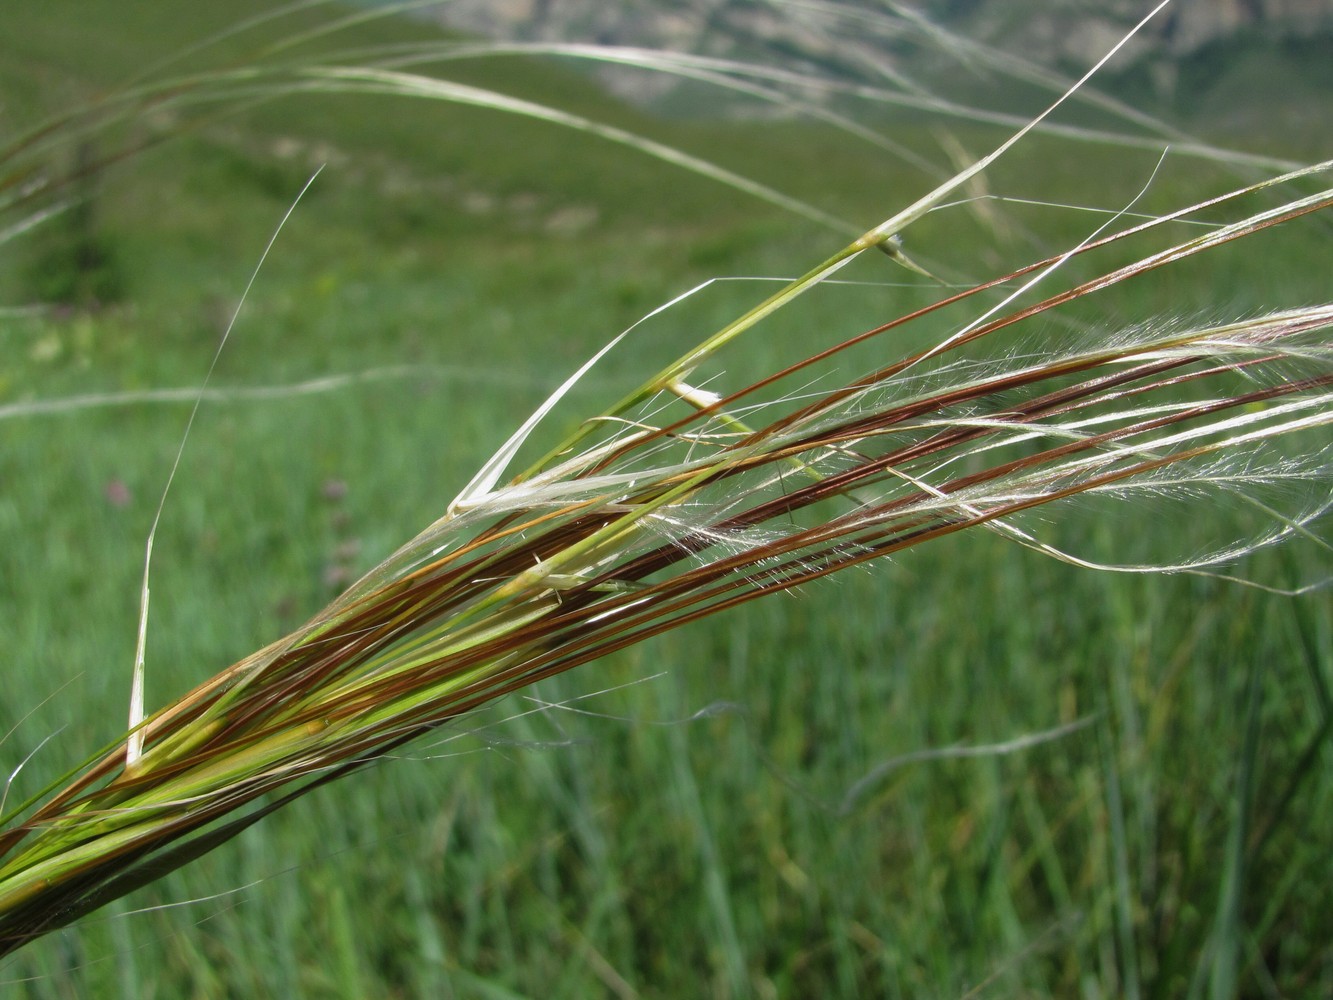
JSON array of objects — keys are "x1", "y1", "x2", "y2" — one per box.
[{"x1": 1, "y1": 2, "x2": 1330, "y2": 996}]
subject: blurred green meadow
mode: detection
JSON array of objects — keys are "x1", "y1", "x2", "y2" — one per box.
[{"x1": 1, "y1": 2, "x2": 1330, "y2": 996}]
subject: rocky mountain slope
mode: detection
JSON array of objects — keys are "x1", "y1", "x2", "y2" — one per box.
[
  {"x1": 402, "y1": 0, "x2": 1332, "y2": 138},
  {"x1": 424, "y1": 1, "x2": 1332, "y2": 69}
]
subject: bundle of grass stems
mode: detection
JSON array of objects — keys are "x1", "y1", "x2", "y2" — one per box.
[{"x1": 1, "y1": 0, "x2": 1330, "y2": 961}]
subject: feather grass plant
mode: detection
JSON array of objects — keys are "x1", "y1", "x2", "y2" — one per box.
[{"x1": 1, "y1": 0, "x2": 1330, "y2": 971}]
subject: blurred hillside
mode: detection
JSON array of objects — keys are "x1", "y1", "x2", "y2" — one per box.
[
  {"x1": 414, "y1": 0, "x2": 1333, "y2": 137},
  {"x1": 426, "y1": 0, "x2": 1333, "y2": 65}
]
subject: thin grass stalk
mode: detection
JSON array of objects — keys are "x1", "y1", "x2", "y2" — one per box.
[{"x1": 0, "y1": 0, "x2": 1300, "y2": 247}]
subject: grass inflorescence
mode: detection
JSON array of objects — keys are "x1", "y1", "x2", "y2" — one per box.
[{"x1": 2, "y1": 154, "x2": 1329, "y2": 958}]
